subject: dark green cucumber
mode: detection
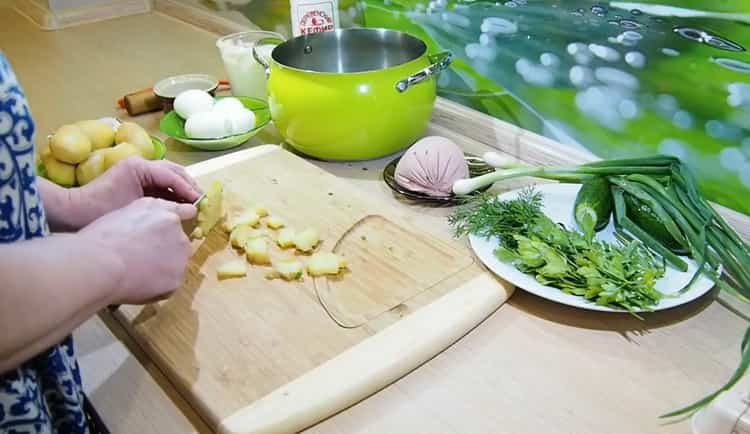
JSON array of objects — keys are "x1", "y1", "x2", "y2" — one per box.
[
  {"x1": 624, "y1": 193, "x2": 690, "y2": 255},
  {"x1": 574, "y1": 177, "x2": 614, "y2": 241}
]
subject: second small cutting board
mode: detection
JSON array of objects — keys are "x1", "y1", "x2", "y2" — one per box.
[{"x1": 113, "y1": 145, "x2": 514, "y2": 434}]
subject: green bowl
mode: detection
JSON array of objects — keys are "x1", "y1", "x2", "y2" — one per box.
[
  {"x1": 38, "y1": 135, "x2": 167, "y2": 180},
  {"x1": 159, "y1": 96, "x2": 271, "y2": 151}
]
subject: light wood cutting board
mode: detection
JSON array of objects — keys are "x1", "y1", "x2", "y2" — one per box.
[{"x1": 113, "y1": 145, "x2": 514, "y2": 434}]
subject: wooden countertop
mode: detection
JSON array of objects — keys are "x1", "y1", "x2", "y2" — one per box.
[{"x1": 3, "y1": 6, "x2": 750, "y2": 434}]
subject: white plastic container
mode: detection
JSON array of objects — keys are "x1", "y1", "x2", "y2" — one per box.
[
  {"x1": 216, "y1": 31, "x2": 283, "y2": 100},
  {"x1": 290, "y1": 0, "x2": 340, "y2": 37}
]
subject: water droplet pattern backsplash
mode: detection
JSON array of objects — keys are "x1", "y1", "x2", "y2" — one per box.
[{"x1": 363, "y1": 0, "x2": 750, "y2": 215}]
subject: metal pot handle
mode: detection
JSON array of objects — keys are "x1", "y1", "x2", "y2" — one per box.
[
  {"x1": 395, "y1": 51, "x2": 453, "y2": 93},
  {"x1": 252, "y1": 36, "x2": 286, "y2": 72}
]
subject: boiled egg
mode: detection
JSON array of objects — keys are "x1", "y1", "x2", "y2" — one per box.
[
  {"x1": 212, "y1": 97, "x2": 245, "y2": 114},
  {"x1": 185, "y1": 111, "x2": 231, "y2": 139},
  {"x1": 225, "y1": 108, "x2": 256, "y2": 135},
  {"x1": 174, "y1": 89, "x2": 214, "y2": 120}
]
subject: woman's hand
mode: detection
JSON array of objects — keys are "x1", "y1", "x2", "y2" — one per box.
[
  {"x1": 40, "y1": 156, "x2": 202, "y2": 232},
  {"x1": 0, "y1": 196, "x2": 197, "y2": 371},
  {"x1": 79, "y1": 197, "x2": 196, "y2": 304}
]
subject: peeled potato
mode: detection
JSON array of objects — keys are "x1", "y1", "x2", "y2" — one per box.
[
  {"x1": 43, "y1": 156, "x2": 76, "y2": 187},
  {"x1": 225, "y1": 210, "x2": 260, "y2": 232},
  {"x1": 115, "y1": 122, "x2": 154, "y2": 159},
  {"x1": 75, "y1": 120, "x2": 115, "y2": 150},
  {"x1": 253, "y1": 205, "x2": 269, "y2": 217},
  {"x1": 294, "y1": 228, "x2": 320, "y2": 253},
  {"x1": 265, "y1": 215, "x2": 285, "y2": 230},
  {"x1": 217, "y1": 259, "x2": 247, "y2": 279},
  {"x1": 101, "y1": 142, "x2": 140, "y2": 170},
  {"x1": 245, "y1": 238, "x2": 270, "y2": 264},
  {"x1": 276, "y1": 228, "x2": 296, "y2": 248},
  {"x1": 194, "y1": 180, "x2": 224, "y2": 238},
  {"x1": 266, "y1": 260, "x2": 304, "y2": 281},
  {"x1": 50, "y1": 124, "x2": 92, "y2": 164},
  {"x1": 230, "y1": 224, "x2": 265, "y2": 248},
  {"x1": 306, "y1": 252, "x2": 347, "y2": 277},
  {"x1": 75, "y1": 150, "x2": 106, "y2": 185}
]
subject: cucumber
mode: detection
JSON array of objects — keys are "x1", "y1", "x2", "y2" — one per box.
[
  {"x1": 574, "y1": 177, "x2": 614, "y2": 242},
  {"x1": 624, "y1": 193, "x2": 690, "y2": 255}
]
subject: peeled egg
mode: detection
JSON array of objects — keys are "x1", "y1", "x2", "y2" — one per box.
[
  {"x1": 185, "y1": 111, "x2": 231, "y2": 139},
  {"x1": 212, "y1": 97, "x2": 245, "y2": 114},
  {"x1": 226, "y1": 108, "x2": 256, "y2": 135},
  {"x1": 174, "y1": 89, "x2": 214, "y2": 120}
]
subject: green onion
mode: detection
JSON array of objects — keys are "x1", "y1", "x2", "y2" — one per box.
[{"x1": 661, "y1": 325, "x2": 750, "y2": 418}]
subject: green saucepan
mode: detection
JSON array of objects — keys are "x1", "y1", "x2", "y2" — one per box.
[{"x1": 253, "y1": 28, "x2": 452, "y2": 161}]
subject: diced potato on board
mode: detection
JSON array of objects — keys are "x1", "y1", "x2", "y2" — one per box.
[
  {"x1": 230, "y1": 224, "x2": 265, "y2": 248},
  {"x1": 306, "y1": 252, "x2": 347, "y2": 277},
  {"x1": 217, "y1": 259, "x2": 247, "y2": 279},
  {"x1": 225, "y1": 210, "x2": 261, "y2": 232},
  {"x1": 276, "y1": 228, "x2": 296, "y2": 248},
  {"x1": 266, "y1": 260, "x2": 304, "y2": 281},
  {"x1": 245, "y1": 238, "x2": 270, "y2": 265},
  {"x1": 294, "y1": 228, "x2": 320, "y2": 253},
  {"x1": 265, "y1": 215, "x2": 286, "y2": 230}
]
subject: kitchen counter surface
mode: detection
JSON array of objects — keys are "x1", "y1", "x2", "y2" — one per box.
[{"x1": 3, "y1": 6, "x2": 750, "y2": 434}]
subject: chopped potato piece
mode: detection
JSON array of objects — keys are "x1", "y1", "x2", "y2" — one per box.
[
  {"x1": 266, "y1": 260, "x2": 304, "y2": 281},
  {"x1": 277, "y1": 228, "x2": 296, "y2": 248},
  {"x1": 294, "y1": 228, "x2": 320, "y2": 253},
  {"x1": 254, "y1": 205, "x2": 269, "y2": 217},
  {"x1": 230, "y1": 224, "x2": 265, "y2": 248},
  {"x1": 225, "y1": 211, "x2": 261, "y2": 232},
  {"x1": 265, "y1": 215, "x2": 285, "y2": 229},
  {"x1": 194, "y1": 180, "x2": 224, "y2": 238},
  {"x1": 217, "y1": 259, "x2": 247, "y2": 279},
  {"x1": 245, "y1": 238, "x2": 270, "y2": 265},
  {"x1": 306, "y1": 252, "x2": 347, "y2": 277}
]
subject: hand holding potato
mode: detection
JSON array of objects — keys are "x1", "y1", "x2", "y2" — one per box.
[{"x1": 78, "y1": 197, "x2": 196, "y2": 304}]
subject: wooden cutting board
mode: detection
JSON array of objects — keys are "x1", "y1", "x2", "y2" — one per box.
[{"x1": 113, "y1": 145, "x2": 513, "y2": 434}]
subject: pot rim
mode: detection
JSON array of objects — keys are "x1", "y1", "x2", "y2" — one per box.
[{"x1": 270, "y1": 28, "x2": 429, "y2": 75}]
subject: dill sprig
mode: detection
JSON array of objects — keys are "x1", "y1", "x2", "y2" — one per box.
[{"x1": 448, "y1": 187, "x2": 543, "y2": 249}]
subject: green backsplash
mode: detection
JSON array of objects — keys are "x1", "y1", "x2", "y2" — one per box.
[{"x1": 205, "y1": 0, "x2": 750, "y2": 216}]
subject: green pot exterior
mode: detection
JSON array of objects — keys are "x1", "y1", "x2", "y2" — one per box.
[{"x1": 267, "y1": 55, "x2": 436, "y2": 160}]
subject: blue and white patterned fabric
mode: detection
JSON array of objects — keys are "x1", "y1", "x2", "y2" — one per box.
[{"x1": 0, "y1": 51, "x2": 89, "y2": 434}]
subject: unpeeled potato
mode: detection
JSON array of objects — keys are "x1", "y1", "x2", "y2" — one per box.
[
  {"x1": 50, "y1": 124, "x2": 92, "y2": 164},
  {"x1": 115, "y1": 122, "x2": 154, "y2": 159},
  {"x1": 43, "y1": 156, "x2": 76, "y2": 187},
  {"x1": 75, "y1": 151, "x2": 106, "y2": 185},
  {"x1": 75, "y1": 120, "x2": 115, "y2": 150},
  {"x1": 101, "y1": 142, "x2": 140, "y2": 170}
]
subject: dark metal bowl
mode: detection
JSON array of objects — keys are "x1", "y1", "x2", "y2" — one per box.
[{"x1": 382, "y1": 153, "x2": 495, "y2": 205}]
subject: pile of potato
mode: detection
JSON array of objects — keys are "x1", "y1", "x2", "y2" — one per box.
[
  {"x1": 194, "y1": 181, "x2": 348, "y2": 281},
  {"x1": 41, "y1": 120, "x2": 157, "y2": 187}
]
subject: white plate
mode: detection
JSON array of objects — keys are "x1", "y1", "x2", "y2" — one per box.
[{"x1": 468, "y1": 183, "x2": 715, "y2": 313}]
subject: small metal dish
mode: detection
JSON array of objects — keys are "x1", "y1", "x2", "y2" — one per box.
[
  {"x1": 382, "y1": 153, "x2": 495, "y2": 205},
  {"x1": 153, "y1": 74, "x2": 220, "y2": 113}
]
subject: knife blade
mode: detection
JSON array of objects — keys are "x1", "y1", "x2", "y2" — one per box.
[{"x1": 181, "y1": 191, "x2": 206, "y2": 236}]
